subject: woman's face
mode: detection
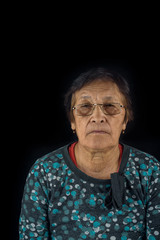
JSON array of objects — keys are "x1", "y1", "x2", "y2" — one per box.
[{"x1": 71, "y1": 80, "x2": 127, "y2": 151}]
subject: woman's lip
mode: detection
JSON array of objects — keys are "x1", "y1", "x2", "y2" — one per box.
[{"x1": 89, "y1": 130, "x2": 108, "y2": 134}]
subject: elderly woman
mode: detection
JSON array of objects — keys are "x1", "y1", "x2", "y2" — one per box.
[{"x1": 19, "y1": 68, "x2": 160, "y2": 239}]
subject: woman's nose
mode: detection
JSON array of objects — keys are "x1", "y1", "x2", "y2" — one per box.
[{"x1": 91, "y1": 105, "x2": 106, "y2": 123}]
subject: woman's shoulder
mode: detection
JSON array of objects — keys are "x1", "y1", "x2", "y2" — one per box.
[
  {"x1": 123, "y1": 143, "x2": 160, "y2": 171},
  {"x1": 28, "y1": 144, "x2": 70, "y2": 178},
  {"x1": 38, "y1": 144, "x2": 68, "y2": 161}
]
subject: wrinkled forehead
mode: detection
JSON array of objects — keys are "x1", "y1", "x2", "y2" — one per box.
[{"x1": 73, "y1": 79, "x2": 125, "y2": 104}]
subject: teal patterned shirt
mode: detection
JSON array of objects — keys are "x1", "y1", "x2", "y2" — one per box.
[{"x1": 19, "y1": 143, "x2": 160, "y2": 239}]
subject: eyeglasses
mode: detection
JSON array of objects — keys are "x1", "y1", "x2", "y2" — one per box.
[{"x1": 72, "y1": 103, "x2": 125, "y2": 116}]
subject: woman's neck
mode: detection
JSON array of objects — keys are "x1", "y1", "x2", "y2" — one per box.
[{"x1": 74, "y1": 143, "x2": 120, "y2": 180}]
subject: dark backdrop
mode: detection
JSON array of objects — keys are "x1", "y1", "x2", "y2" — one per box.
[{"x1": 7, "y1": 9, "x2": 160, "y2": 240}]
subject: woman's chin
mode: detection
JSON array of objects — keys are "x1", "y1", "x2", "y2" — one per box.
[{"x1": 85, "y1": 137, "x2": 113, "y2": 151}]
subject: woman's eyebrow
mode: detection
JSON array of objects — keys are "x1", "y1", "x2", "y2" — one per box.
[
  {"x1": 79, "y1": 95, "x2": 92, "y2": 100},
  {"x1": 102, "y1": 96, "x2": 118, "y2": 101},
  {"x1": 78, "y1": 96, "x2": 118, "y2": 101}
]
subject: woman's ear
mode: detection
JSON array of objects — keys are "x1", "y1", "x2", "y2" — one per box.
[
  {"x1": 71, "y1": 121, "x2": 76, "y2": 133},
  {"x1": 122, "y1": 119, "x2": 128, "y2": 133}
]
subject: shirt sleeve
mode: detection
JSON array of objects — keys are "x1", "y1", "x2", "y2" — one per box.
[
  {"x1": 19, "y1": 159, "x2": 50, "y2": 240},
  {"x1": 146, "y1": 158, "x2": 160, "y2": 239}
]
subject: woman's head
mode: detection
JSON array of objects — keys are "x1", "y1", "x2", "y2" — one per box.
[{"x1": 64, "y1": 67, "x2": 133, "y2": 150}]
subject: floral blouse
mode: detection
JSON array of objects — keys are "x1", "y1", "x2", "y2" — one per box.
[{"x1": 19, "y1": 143, "x2": 160, "y2": 239}]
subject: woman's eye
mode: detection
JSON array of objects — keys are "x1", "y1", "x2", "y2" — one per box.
[
  {"x1": 104, "y1": 103, "x2": 115, "y2": 108},
  {"x1": 81, "y1": 104, "x2": 92, "y2": 108},
  {"x1": 103, "y1": 104, "x2": 117, "y2": 112}
]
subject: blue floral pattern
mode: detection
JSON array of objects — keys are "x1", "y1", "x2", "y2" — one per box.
[{"x1": 19, "y1": 144, "x2": 160, "y2": 239}]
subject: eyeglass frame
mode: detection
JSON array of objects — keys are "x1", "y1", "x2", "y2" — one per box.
[{"x1": 72, "y1": 102, "x2": 126, "y2": 116}]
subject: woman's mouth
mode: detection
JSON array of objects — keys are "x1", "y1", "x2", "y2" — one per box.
[{"x1": 89, "y1": 130, "x2": 108, "y2": 134}]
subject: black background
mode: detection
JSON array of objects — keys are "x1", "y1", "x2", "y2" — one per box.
[{"x1": 6, "y1": 5, "x2": 160, "y2": 240}]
